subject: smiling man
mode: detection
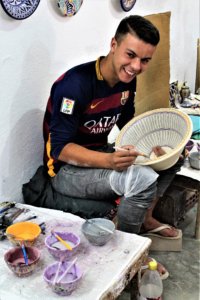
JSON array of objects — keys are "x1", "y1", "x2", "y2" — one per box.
[
  {"x1": 102, "y1": 33, "x2": 156, "y2": 86},
  {"x1": 44, "y1": 16, "x2": 159, "y2": 175},
  {"x1": 43, "y1": 15, "x2": 180, "y2": 256},
  {"x1": 40, "y1": 15, "x2": 185, "y2": 276}
]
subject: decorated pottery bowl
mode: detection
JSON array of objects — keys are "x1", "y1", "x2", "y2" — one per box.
[
  {"x1": 45, "y1": 231, "x2": 80, "y2": 260},
  {"x1": 6, "y1": 222, "x2": 41, "y2": 246},
  {"x1": 185, "y1": 140, "x2": 194, "y2": 152},
  {"x1": 116, "y1": 108, "x2": 193, "y2": 171},
  {"x1": 81, "y1": 218, "x2": 115, "y2": 246},
  {"x1": 57, "y1": 0, "x2": 83, "y2": 17},
  {"x1": 43, "y1": 260, "x2": 83, "y2": 296},
  {"x1": 4, "y1": 246, "x2": 41, "y2": 277}
]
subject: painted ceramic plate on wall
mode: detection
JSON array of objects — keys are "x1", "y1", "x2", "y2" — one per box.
[
  {"x1": 57, "y1": 0, "x2": 83, "y2": 17},
  {"x1": 0, "y1": 0, "x2": 40, "y2": 20},
  {"x1": 120, "y1": 0, "x2": 137, "y2": 12}
]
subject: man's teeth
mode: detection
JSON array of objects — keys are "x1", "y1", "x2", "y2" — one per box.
[{"x1": 125, "y1": 69, "x2": 135, "y2": 76}]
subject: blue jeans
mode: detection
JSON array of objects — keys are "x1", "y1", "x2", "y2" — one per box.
[{"x1": 51, "y1": 164, "x2": 157, "y2": 234}]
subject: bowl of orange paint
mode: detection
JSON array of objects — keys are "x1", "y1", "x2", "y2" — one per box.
[{"x1": 6, "y1": 222, "x2": 41, "y2": 246}]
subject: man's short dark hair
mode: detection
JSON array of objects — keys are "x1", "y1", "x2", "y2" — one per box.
[{"x1": 115, "y1": 15, "x2": 160, "y2": 46}]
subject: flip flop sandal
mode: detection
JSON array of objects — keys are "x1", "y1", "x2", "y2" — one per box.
[{"x1": 142, "y1": 224, "x2": 182, "y2": 251}]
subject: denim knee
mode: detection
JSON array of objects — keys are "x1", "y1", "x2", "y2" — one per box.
[
  {"x1": 117, "y1": 181, "x2": 157, "y2": 234},
  {"x1": 109, "y1": 165, "x2": 158, "y2": 198}
]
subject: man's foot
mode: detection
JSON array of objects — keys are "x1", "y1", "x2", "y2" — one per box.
[{"x1": 143, "y1": 217, "x2": 179, "y2": 238}]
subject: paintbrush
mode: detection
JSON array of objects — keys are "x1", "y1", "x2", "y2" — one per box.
[
  {"x1": 113, "y1": 146, "x2": 150, "y2": 158},
  {"x1": 21, "y1": 241, "x2": 28, "y2": 265},
  {"x1": 86, "y1": 219, "x2": 114, "y2": 234},
  {"x1": 51, "y1": 230, "x2": 73, "y2": 251},
  {"x1": 56, "y1": 257, "x2": 78, "y2": 284},
  {"x1": 53, "y1": 260, "x2": 63, "y2": 285}
]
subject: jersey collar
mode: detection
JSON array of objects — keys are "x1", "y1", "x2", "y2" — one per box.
[{"x1": 95, "y1": 57, "x2": 104, "y2": 81}]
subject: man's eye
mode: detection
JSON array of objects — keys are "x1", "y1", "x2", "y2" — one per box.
[
  {"x1": 141, "y1": 59, "x2": 150, "y2": 64},
  {"x1": 127, "y1": 53, "x2": 135, "y2": 58}
]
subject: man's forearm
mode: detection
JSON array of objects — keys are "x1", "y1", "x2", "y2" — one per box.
[{"x1": 58, "y1": 143, "x2": 112, "y2": 169}]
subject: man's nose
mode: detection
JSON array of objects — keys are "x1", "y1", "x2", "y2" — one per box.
[{"x1": 131, "y1": 58, "x2": 141, "y2": 71}]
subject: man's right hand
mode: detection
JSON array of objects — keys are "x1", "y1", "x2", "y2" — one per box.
[
  {"x1": 110, "y1": 145, "x2": 144, "y2": 172},
  {"x1": 58, "y1": 143, "x2": 144, "y2": 172}
]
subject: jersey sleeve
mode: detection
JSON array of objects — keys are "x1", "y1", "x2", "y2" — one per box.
[{"x1": 49, "y1": 75, "x2": 85, "y2": 159}]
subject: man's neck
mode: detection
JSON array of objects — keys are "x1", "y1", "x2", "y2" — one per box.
[{"x1": 100, "y1": 55, "x2": 118, "y2": 87}]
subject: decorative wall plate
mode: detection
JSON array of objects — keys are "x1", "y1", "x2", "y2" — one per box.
[
  {"x1": 120, "y1": 0, "x2": 136, "y2": 12},
  {"x1": 0, "y1": 0, "x2": 40, "y2": 20},
  {"x1": 57, "y1": 0, "x2": 83, "y2": 17}
]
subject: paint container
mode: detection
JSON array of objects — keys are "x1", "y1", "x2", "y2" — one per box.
[
  {"x1": 6, "y1": 222, "x2": 41, "y2": 246},
  {"x1": 45, "y1": 231, "x2": 80, "y2": 260},
  {"x1": 43, "y1": 260, "x2": 83, "y2": 296},
  {"x1": 4, "y1": 246, "x2": 41, "y2": 277},
  {"x1": 81, "y1": 218, "x2": 115, "y2": 246}
]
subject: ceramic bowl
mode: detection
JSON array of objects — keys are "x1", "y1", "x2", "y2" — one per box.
[
  {"x1": 180, "y1": 99, "x2": 192, "y2": 108},
  {"x1": 81, "y1": 218, "x2": 115, "y2": 246},
  {"x1": 116, "y1": 108, "x2": 193, "y2": 171},
  {"x1": 45, "y1": 232, "x2": 80, "y2": 260},
  {"x1": 188, "y1": 152, "x2": 200, "y2": 170},
  {"x1": 185, "y1": 140, "x2": 194, "y2": 152},
  {"x1": 6, "y1": 222, "x2": 41, "y2": 246},
  {"x1": 4, "y1": 246, "x2": 41, "y2": 277},
  {"x1": 43, "y1": 260, "x2": 83, "y2": 296}
]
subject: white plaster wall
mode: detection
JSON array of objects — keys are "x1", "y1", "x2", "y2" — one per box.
[{"x1": 0, "y1": 0, "x2": 199, "y2": 203}]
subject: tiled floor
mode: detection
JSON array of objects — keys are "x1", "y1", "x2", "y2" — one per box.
[{"x1": 117, "y1": 204, "x2": 200, "y2": 300}]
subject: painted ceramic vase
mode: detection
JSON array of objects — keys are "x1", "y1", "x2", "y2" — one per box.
[{"x1": 180, "y1": 82, "x2": 190, "y2": 103}]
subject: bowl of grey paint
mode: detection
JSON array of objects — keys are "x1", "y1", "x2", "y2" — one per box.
[{"x1": 81, "y1": 218, "x2": 115, "y2": 246}]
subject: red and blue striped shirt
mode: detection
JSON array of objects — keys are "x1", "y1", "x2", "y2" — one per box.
[{"x1": 43, "y1": 57, "x2": 136, "y2": 176}]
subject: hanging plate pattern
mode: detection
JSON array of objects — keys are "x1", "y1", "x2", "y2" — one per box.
[
  {"x1": 0, "y1": 0, "x2": 40, "y2": 20},
  {"x1": 57, "y1": 0, "x2": 83, "y2": 17},
  {"x1": 120, "y1": 0, "x2": 137, "y2": 12}
]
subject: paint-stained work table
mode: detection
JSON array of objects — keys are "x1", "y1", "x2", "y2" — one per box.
[{"x1": 0, "y1": 204, "x2": 151, "y2": 300}]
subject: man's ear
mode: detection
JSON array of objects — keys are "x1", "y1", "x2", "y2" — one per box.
[{"x1": 111, "y1": 37, "x2": 117, "y2": 53}]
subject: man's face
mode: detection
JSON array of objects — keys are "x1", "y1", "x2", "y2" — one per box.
[{"x1": 110, "y1": 33, "x2": 157, "y2": 84}]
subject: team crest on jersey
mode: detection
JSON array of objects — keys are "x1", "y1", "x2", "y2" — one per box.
[
  {"x1": 121, "y1": 91, "x2": 129, "y2": 105},
  {"x1": 60, "y1": 98, "x2": 75, "y2": 114}
]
